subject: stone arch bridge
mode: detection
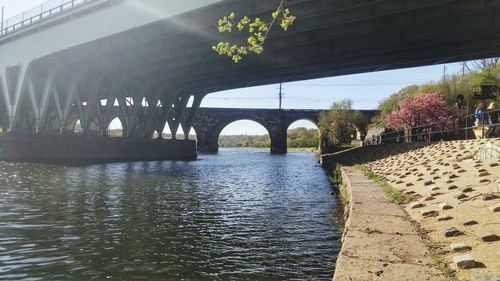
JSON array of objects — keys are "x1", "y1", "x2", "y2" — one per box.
[{"x1": 192, "y1": 108, "x2": 378, "y2": 154}]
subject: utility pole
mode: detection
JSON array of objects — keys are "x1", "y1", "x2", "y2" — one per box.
[
  {"x1": 277, "y1": 83, "x2": 284, "y2": 110},
  {"x1": 1, "y1": 6, "x2": 4, "y2": 36}
]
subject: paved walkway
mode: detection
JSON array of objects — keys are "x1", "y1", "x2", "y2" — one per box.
[{"x1": 333, "y1": 167, "x2": 443, "y2": 281}]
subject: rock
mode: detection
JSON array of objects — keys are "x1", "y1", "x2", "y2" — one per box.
[
  {"x1": 428, "y1": 186, "x2": 440, "y2": 191},
  {"x1": 461, "y1": 218, "x2": 478, "y2": 226},
  {"x1": 457, "y1": 169, "x2": 467, "y2": 173},
  {"x1": 450, "y1": 243, "x2": 470, "y2": 252},
  {"x1": 454, "y1": 193, "x2": 468, "y2": 200},
  {"x1": 453, "y1": 255, "x2": 476, "y2": 269},
  {"x1": 420, "y1": 209, "x2": 438, "y2": 217},
  {"x1": 439, "y1": 203, "x2": 453, "y2": 210},
  {"x1": 477, "y1": 171, "x2": 490, "y2": 177},
  {"x1": 479, "y1": 178, "x2": 490, "y2": 183},
  {"x1": 490, "y1": 203, "x2": 500, "y2": 212},
  {"x1": 443, "y1": 227, "x2": 462, "y2": 237},
  {"x1": 404, "y1": 190, "x2": 416, "y2": 195},
  {"x1": 437, "y1": 215, "x2": 453, "y2": 221},
  {"x1": 433, "y1": 176, "x2": 440, "y2": 180},
  {"x1": 463, "y1": 187, "x2": 474, "y2": 193},
  {"x1": 489, "y1": 162, "x2": 499, "y2": 167},
  {"x1": 424, "y1": 195, "x2": 435, "y2": 201},
  {"x1": 448, "y1": 185, "x2": 458, "y2": 190},
  {"x1": 396, "y1": 180, "x2": 404, "y2": 184},
  {"x1": 409, "y1": 202, "x2": 425, "y2": 209},
  {"x1": 483, "y1": 193, "x2": 498, "y2": 201},
  {"x1": 448, "y1": 174, "x2": 458, "y2": 179},
  {"x1": 405, "y1": 183, "x2": 414, "y2": 187},
  {"x1": 424, "y1": 180, "x2": 434, "y2": 186},
  {"x1": 479, "y1": 231, "x2": 499, "y2": 242}
]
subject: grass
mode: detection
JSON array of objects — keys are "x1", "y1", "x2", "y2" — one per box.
[
  {"x1": 339, "y1": 184, "x2": 350, "y2": 206},
  {"x1": 354, "y1": 164, "x2": 413, "y2": 205},
  {"x1": 432, "y1": 256, "x2": 462, "y2": 281}
]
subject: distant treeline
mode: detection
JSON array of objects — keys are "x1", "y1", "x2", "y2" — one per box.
[{"x1": 219, "y1": 127, "x2": 319, "y2": 148}]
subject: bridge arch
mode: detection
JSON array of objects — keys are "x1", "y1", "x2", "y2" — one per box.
[
  {"x1": 287, "y1": 120, "x2": 320, "y2": 150},
  {"x1": 195, "y1": 117, "x2": 275, "y2": 153},
  {"x1": 107, "y1": 117, "x2": 124, "y2": 138}
]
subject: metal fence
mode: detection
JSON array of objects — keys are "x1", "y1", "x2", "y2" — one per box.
[
  {"x1": 1, "y1": 0, "x2": 94, "y2": 37},
  {"x1": 364, "y1": 108, "x2": 500, "y2": 145}
]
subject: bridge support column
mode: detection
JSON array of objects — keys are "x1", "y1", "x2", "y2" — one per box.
[
  {"x1": 196, "y1": 131, "x2": 218, "y2": 153},
  {"x1": 269, "y1": 124, "x2": 287, "y2": 154}
]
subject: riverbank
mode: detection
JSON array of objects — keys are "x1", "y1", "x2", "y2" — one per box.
[{"x1": 323, "y1": 139, "x2": 500, "y2": 281}]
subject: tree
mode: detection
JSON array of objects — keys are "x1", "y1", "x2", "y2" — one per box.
[
  {"x1": 212, "y1": 0, "x2": 296, "y2": 63},
  {"x1": 372, "y1": 85, "x2": 419, "y2": 126},
  {"x1": 319, "y1": 99, "x2": 363, "y2": 146},
  {"x1": 385, "y1": 93, "x2": 454, "y2": 129}
]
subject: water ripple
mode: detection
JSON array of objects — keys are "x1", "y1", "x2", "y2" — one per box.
[{"x1": 0, "y1": 148, "x2": 340, "y2": 280}]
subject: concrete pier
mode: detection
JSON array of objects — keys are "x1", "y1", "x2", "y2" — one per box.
[{"x1": 0, "y1": 135, "x2": 197, "y2": 163}]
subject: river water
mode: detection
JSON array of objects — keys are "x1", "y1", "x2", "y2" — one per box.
[{"x1": 0, "y1": 148, "x2": 341, "y2": 280}]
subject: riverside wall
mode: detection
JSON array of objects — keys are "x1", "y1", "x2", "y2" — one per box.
[{"x1": 0, "y1": 135, "x2": 197, "y2": 163}]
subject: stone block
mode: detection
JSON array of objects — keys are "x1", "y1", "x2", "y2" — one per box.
[
  {"x1": 405, "y1": 182, "x2": 414, "y2": 187},
  {"x1": 424, "y1": 180, "x2": 434, "y2": 186},
  {"x1": 453, "y1": 255, "x2": 476, "y2": 269},
  {"x1": 423, "y1": 195, "x2": 435, "y2": 201},
  {"x1": 420, "y1": 209, "x2": 438, "y2": 217},
  {"x1": 450, "y1": 243, "x2": 470, "y2": 252},
  {"x1": 490, "y1": 203, "x2": 500, "y2": 212},
  {"x1": 409, "y1": 202, "x2": 425, "y2": 209},
  {"x1": 443, "y1": 227, "x2": 462, "y2": 237},
  {"x1": 439, "y1": 203, "x2": 453, "y2": 210},
  {"x1": 479, "y1": 231, "x2": 499, "y2": 242},
  {"x1": 460, "y1": 218, "x2": 478, "y2": 226},
  {"x1": 428, "y1": 186, "x2": 440, "y2": 191},
  {"x1": 482, "y1": 193, "x2": 498, "y2": 201},
  {"x1": 437, "y1": 215, "x2": 452, "y2": 221}
]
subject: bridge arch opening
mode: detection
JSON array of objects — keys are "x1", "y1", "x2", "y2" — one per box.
[
  {"x1": 73, "y1": 120, "x2": 83, "y2": 135},
  {"x1": 287, "y1": 120, "x2": 320, "y2": 150},
  {"x1": 218, "y1": 120, "x2": 270, "y2": 149},
  {"x1": 107, "y1": 117, "x2": 124, "y2": 138}
]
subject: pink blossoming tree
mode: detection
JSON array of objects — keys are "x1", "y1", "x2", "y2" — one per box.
[{"x1": 385, "y1": 93, "x2": 455, "y2": 129}]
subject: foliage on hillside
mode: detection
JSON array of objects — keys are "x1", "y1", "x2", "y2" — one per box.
[
  {"x1": 373, "y1": 61, "x2": 500, "y2": 127},
  {"x1": 219, "y1": 127, "x2": 319, "y2": 148}
]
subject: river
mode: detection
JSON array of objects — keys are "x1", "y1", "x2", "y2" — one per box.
[{"x1": 0, "y1": 148, "x2": 341, "y2": 280}]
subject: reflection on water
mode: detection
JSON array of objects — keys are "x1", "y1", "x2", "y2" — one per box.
[{"x1": 0, "y1": 148, "x2": 340, "y2": 280}]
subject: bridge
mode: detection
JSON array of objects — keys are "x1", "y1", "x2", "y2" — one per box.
[
  {"x1": 0, "y1": 0, "x2": 499, "y2": 161},
  {"x1": 193, "y1": 108, "x2": 377, "y2": 154}
]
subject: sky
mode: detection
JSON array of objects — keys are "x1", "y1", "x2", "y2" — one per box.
[{"x1": 1, "y1": 0, "x2": 467, "y2": 135}]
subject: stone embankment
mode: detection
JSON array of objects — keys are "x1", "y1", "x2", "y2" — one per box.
[{"x1": 323, "y1": 139, "x2": 500, "y2": 281}]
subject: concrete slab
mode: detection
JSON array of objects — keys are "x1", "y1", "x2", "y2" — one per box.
[{"x1": 333, "y1": 166, "x2": 444, "y2": 280}]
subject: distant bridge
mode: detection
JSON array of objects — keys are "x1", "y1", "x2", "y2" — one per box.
[{"x1": 193, "y1": 108, "x2": 378, "y2": 154}]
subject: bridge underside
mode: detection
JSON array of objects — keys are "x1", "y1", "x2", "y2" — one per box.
[{"x1": 0, "y1": 0, "x2": 499, "y2": 161}]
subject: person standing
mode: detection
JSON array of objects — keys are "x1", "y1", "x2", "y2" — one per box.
[
  {"x1": 475, "y1": 101, "x2": 489, "y2": 126},
  {"x1": 487, "y1": 102, "x2": 498, "y2": 137}
]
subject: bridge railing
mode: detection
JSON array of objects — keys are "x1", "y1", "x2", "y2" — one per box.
[
  {"x1": 364, "y1": 108, "x2": 500, "y2": 145},
  {"x1": 1, "y1": 0, "x2": 95, "y2": 38}
]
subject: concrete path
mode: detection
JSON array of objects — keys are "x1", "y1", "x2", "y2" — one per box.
[{"x1": 333, "y1": 166, "x2": 443, "y2": 281}]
